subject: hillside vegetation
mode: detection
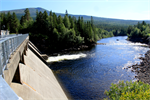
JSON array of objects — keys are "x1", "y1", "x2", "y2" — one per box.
[
  {"x1": 127, "y1": 21, "x2": 150, "y2": 43},
  {"x1": 1, "y1": 7, "x2": 150, "y2": 32},
  {"x1": 1, "y1": 7, "x2": 150, "y2": 53},
  {"x1": 0, "y1": 8, "x2": 114, "y2": 54}
]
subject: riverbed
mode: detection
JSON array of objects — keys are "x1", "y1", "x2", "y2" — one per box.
[{"x1": 48, "y1": 36, "x2": 149, "y2": 99}]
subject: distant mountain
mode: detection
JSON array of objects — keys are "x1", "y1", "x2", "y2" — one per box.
[
  {"x1": 0, "y1": 7, "x2": 49, "y2": 19},
  {"x1": 0, "y1": 7, "x2": 66, "y2": 20},
  {"x1": 1, "y1": 7, "x2": 150, "y2": 26}
]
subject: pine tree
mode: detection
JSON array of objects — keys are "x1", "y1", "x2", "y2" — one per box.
[
  {"x1": 36, "y1": 11, "x2": 43, "y2": 32},
  {"x1": 35, "y1": 10, "x2": 39, "y2": 21},
  {"x1": 65, "y1": 10, "x2": 68, "y2": 16},
  {"x1": 57, "y1": 15, "x2": 63, "y2": 24},
  {"x1": 6, "y1": 12, "x2": 12, "y2": 31},
  {"x1": 142, "y1": 21, "x2": 146, "y2": 25},
  {"x1": 24, "y1": 8, "x2": 31, "y2": 21},
  {"x1": 0, "y1": 13, "x2": 7, "y2": 30},
  {"x1": 43, "y1": 10, "x2": 48, "y2": 20},
  {"x1": 63, "y1": 15, "x2": 71, "y2": 29},
  {"x1": 69, "y1": 16, "x2": 74, "y2": 29},
  {"x1": 49, "y1": 10, "x2": 53, "y2": 17},
  {"x1": 20, "y1": 8, "x2": 33, "y2": 33},
  {"x1": 53, "y1": 13, "x2": 57, "y2": 28},
  {"x1": 11, "y1": 12, "x2": 20, "y2": 33},
  {"x1": 91, "y1": 16, "x2": 94, "y2": 29},
  {"x1": 0, "y1": 14, "x2": 2, "y2": 30},
  {"x1": 81, "y1": 17, "x2": 83, "y2": 23},
  {"x1": 77, "y1": 16, "x2": 81, "y2": 32}
]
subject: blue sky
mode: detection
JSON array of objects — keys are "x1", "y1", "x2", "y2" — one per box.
[{"x1": 0, "y1": 0, "x2": 150, "y2": 20}]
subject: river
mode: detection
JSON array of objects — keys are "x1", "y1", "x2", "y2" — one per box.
[{"x1": 47, "y1": 36, "x2": 149, "y2": 99}]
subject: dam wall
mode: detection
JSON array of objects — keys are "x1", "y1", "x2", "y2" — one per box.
[
  {"x1": 10, "y1": 48, "x2": 68, "y2": 100},
  {"x1": 0, "y1": 34, "x2": 68, "y2": 100}
]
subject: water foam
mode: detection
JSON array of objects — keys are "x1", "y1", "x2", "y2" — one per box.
[
  {"x1": 107, "y1": 41, "x2": 148, "y2": 46},
  {"x1": 122, "y1": 60, "x2": 141, "y2": 71},
  {"x1": 123, "y1": 61, "x2": 134, "y2": 69},
  {"x1": 47, "y1": 53, "x2": 87, "y2": 62}
]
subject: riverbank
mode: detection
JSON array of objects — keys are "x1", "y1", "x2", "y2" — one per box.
[
  {"x1": 48, "y1": 43, "x2": 96, "y2": 56},
  {"x1": 127, "y1": 36, "x2": 150, "y2": 44},
  {"x1": 128, "y1": 50, "x2": 150, "y2": 84},
  {"x1": 127, "y1": 38, "x2": 150, "y2": 84}
]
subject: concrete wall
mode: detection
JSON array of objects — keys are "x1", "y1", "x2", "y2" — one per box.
[
  {"x1": 28, "y1": 41, "x2": 48, "y2": 64},
  {"x1": 3, "y1": 37, "x2": 68, "y2": 100},
  {"x1": 10, "y1": 48, "x2": 68, "y2": 100},
  {"x1": 4, "y1": 42, "x2": 68, "y2": 100}
]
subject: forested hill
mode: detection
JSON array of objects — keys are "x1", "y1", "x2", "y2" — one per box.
[
  {"x1": 1, "y1": 8, "x2": 150, "y2": 54},
  {"x1": 1, "y1": 7, "x2": 150, "y2": 27},
  {"x1": 0, "y1": 8, "x2": 115, "y2": 54}
]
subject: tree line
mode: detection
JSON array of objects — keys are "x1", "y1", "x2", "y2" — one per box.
[
  {"x1": 127, "y1": 21, "x2": 150, "y2": 43},
  {"x1": 0, "y1": 8, "x2": 114, "y2": 53}
]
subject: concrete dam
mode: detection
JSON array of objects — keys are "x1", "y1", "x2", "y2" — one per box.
[{"x1": 0, "y1": 34, "x2": 68, "y2": 100}]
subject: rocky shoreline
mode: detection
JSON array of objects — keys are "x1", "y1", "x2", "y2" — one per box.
[{"x1": 128, "y1": 46, "x2": 150, "y2": 84}]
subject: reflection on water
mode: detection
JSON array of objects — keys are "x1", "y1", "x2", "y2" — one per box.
[{"x1": 48, "y1": 36, "x2": 149, "y2": 99}]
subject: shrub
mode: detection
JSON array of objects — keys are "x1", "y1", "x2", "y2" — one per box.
[{"x1": 104, "y1": 80, "x2": 150, "y2": 100}]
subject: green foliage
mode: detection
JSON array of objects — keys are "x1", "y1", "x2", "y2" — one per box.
[
  {"x1": 6, "y1": 12, "x2": 12, "y2": 31},
  {"x1": 129, "y1": 27, "x2": 141, "y2": 37},
  {"x1": 0, "y1": 8, "x2": 114, "y2": 53},
  {"x1": 0, "y1": 12, "x2": 20, "y2": 33},
  {"x1": 104, "y1": 81, "x2": 150, "y2": 100},
  {"x1": 127, "y1": 21, "x2": 150, "y2": 40},
  {"x1": 112, "y1": 27, "x2": 127, "y2": 36},
  {"x1": 19, "y1": 8, "x2": 34, "y2": 33},
  {"x1": 24, "y1": 8, "x2": 32, "y2": 21},
  {"x1": 63, "y1": 15, "x2": 71, "y2": 29},
  {"x1": 75, "y1": 35, "x2": 84, "y2": 45},
  {"x1": 43, "y1": 11, "x2": 48, "y2": 20},
  {"x1": 11, "y1": 12, "x2": 20, "y2": 33}
]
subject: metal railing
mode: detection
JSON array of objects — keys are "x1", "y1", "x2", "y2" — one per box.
[
  {"x1": 0, "y1": 34, "x2": 29, "y2": 77},
  {"x1": 0, "y1": 34, "x2": 17, "y2": 38}
]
